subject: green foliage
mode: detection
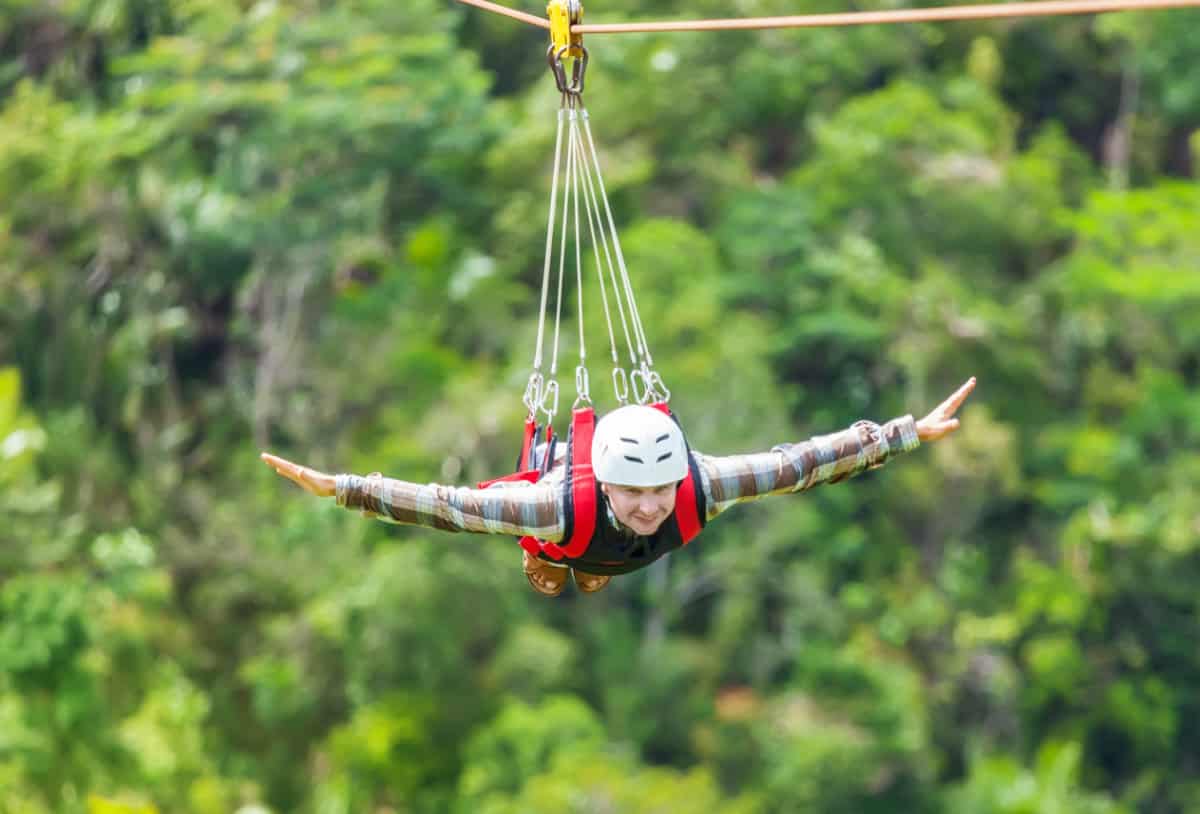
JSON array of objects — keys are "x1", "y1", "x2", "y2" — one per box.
[
  {"x1": 3, "y1": 0, "x2": 1199, "y2": 811},
  {"x1": 457, "y1": 694, "x2": 608, "y2": 809},
  {"x1": 948, "y1": 742, "x2": 1126, "y2": 814}
]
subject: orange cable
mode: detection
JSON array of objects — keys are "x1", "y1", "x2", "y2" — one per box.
[
  {"x1": 455, "y1": 0, "x2": 550, "y2": 29},
  {"x1": 575, "y1": 0, "x2": 1200, "y2": 33},
  {"x1": 455, "y1": 0, "x2": 1200, "y2": 33}
]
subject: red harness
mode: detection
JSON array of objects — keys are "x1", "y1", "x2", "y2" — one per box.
[{"x1": 480, "y1": 403, "x2": 702, "y2": 561}]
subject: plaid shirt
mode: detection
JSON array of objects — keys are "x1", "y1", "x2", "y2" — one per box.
[{"x1": 335, "y1": 415, "x2": 920, "y2": 541}]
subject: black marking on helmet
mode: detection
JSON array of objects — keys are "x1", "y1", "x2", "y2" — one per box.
[
  {"x1": 656, "y1": 452, "x2": 673, "y2": 462},
  {"x1": 655, "y1": 433, "x2": 670, "y2": 442},
  {"x1": 623, "y1": 455, "x2": 644, "y2": 463},
  {"x1": 620, "y1": 437, "x2": 639, "y2": 444}
]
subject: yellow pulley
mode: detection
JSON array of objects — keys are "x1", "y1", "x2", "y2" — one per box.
[{"x1": 547, "y1": 0, "x2": 584, "y2": 58}]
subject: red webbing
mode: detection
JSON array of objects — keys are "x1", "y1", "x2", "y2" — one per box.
[
  {"x1": 651, "y1": 402, "x2": 702, "y2": 543},
  {"x1": 559, "y1": 406, "x2": 597, "y2": 558}
]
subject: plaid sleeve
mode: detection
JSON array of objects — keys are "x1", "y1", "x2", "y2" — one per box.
[
  {"x1": 334, "y1": 471, "x2": 566, "y2": 541},
  {"x1": 695, "y1": 414, "x2": 920, "y2": 521}
]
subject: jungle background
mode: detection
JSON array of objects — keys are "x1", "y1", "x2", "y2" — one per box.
[{"x1": 2, "y1": 0, "x2": 1199, "y2": 811}]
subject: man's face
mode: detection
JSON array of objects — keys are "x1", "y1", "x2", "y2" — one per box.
[{"x1": 600, "y1": 482, "x2": 677, "y2": 536}]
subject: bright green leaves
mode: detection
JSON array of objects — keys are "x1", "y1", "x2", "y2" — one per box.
[
  {"x1": 948, "y1": 742, "x2": 1126, "y2": 814},
  {"x1": 0, "y1": 367, "x2": 45, "y2": 481},
  {"x1": 0, "y1": 572, "x2": 90, "y2": 692},
  {"x1": 458, "y1": 695, "x2": 607, "y2": 807}
]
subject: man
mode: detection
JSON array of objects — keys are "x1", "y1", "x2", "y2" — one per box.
[{"x1": 262, "y1": 377, "x2": 976, "y2": 596}]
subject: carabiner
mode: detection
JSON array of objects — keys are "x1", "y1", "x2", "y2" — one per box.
[
  {"x1": 548, "y1": 43, "x2": 588, "y2": 98},
  {"x1": 611, "y1": 367, "x2": 630, "y2": 405},
  {"x1": 540, "y1": 379, "x2": 560, "y2": 424},
  {"x1": 631, "y1": 368, "x2": 651, "y2": 405},
  {"x1": 523, "y1": 371, "x2": 544, "y2": 416},
  {"x1": 573, "y1": 365, "x2": 592, "y2": 408},
  {"x1": 647, "y1": 370, "x2": 671, "y2": 404}
]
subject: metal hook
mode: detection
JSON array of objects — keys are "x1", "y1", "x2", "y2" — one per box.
[
  {"x1": 647, "y1": 370, "x2": 671, "y2": 404},
  {"x1": 573, "y1": 365, "x2": 592, "y2": 408},
  {"x1": 547, "y1": 43, "x2": 588, "y2": 98},
  {"x1": 611, "y1": 367, "x2": 629, "y2": 405},
  {"x1": 540, "y1": 379, "x2": 560, "y2": 423},
  {"x1": 523, "y1": 371, "x2": 544, "y2": 415},
  {"x1": 631, "y1": 368, "x2": 651, "y2": 404}
]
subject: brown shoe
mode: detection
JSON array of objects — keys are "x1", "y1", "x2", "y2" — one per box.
[
  {"x1": 572, "y1": 569, "x2": 612, "y2": 594},
  {"x1": 523, "y1": 551, "x2": 569, "y2": 597}
]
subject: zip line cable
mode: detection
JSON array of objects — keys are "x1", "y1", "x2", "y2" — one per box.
[
  {"x1": 456, "y1": 0, "x2": 550, "y2": 28},
  {"x1": 456, "y1": 0, "x2": 1200, "y2": 33}
]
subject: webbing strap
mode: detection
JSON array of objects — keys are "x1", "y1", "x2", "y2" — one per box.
[
  {"x1": 511, "y1": 406, "x2": 596, "y2": 562},
  {"x1": 521, "y1": 416, "x2": 538, "y2": 470},
  {"x1": 477, "y1": 470, "x2": 542, "y2": 489},
  {"x1": 559, "y1": 406, "x2": 597, "y2": 557},
  {"x1": 478, "y1": 417, "x2": 541, "y2": 489},
  {"x1": 650, "y1": 402, "x2": 702, "y2": 543}
]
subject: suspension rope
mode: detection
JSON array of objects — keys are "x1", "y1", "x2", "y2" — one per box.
[
  {"x1": 458, "y1": 0, "x2": 1200, "y2": 33},
  {"x1": 455, "y1": 0, "x2": 549, "y2": 29},
  {"x1": 572, "y1": 110, "x2": 636, "y2": 371},
  {"x1": 580, "y1": 112, "x2": 651, "y2": 370},
  {"x1": 532, "y1": 109, "x2": 566, "y2": 376},
  {"x1": 569, "y1": 104, "x2": 587, "y2": 374},
  {"x1": 549, "y1": 107, "x2": 576, "y2": 382},
  {"x1": 571, "y1": 108, "x2": 637, "y2": 404}
]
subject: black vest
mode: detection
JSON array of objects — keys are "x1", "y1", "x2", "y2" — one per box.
[{"x1": 551, "y1": 452, "x2": 707, "y2": 576}]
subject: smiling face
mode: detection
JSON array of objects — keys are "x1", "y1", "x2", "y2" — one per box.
[{"x1": 600, "y1": 482, "x2": 678, "y2": 536}]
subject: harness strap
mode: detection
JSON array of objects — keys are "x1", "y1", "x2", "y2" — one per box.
[
  {"x1": 521, "y1": 416, "x2": 539, "y2": 470},
  {"x1": 511, "y1": 407, "x2": 596, "y2": 562},
  {"x1": 478, "y1": 470, "x2": 541, "y2": 489},
  {"x1": 541, "y1": 427, "x2": 558, "y2": 475},
  {"x1": 558, "y1": 406, "x2": 597, "y2": 558},
  {"x1": 675, "y1": 459, "x2": 703, "y2": 544},
  {"x1": 650, "y1": 402, "x2": 703, "y2": 543},
  {"x1": 478, "y1": 417, "x2": 541, "y2": 489}
]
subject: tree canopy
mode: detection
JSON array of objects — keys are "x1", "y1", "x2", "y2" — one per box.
[{"x1": 2, "y1": 1, "x2": 1199, "y2": 812}]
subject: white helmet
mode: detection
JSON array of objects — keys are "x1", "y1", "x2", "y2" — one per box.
[{"x1": 592, "y1": 405, "x2": 688, "y2": 487}]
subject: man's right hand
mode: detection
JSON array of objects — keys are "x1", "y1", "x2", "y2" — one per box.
[{"x1": 261, "y1": 452, "x2": 336, "y2": 497}]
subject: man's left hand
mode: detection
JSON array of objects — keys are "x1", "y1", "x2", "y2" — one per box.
[{"x1": 916, "y1": 377, "x2": 976, "y2": 442}]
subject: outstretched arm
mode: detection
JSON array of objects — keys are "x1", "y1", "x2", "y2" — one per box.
[
  {"x1": 260, "y1": 452, "x2": 565, "y2": 540},
  {"x1": 697, "y1": 377, "x2": 976, "y2": 520}
]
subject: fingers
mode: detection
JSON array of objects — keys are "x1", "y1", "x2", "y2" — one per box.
[
  {"x1": 920, "y1": 417, "x2": 961, "y2": 443},
  {"x1": 937, "y1": 376, "x2": 977, "y2": 419},
  {"x1": 261, "y1": 452, "x2": 301, "y2": 482},
  {"x1": 260, "y1": 451, "x2": 335, "y2": 496},
  {"x1": 261, "y1": 452, "x2": 298, "y2": 476}
]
